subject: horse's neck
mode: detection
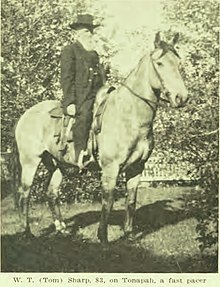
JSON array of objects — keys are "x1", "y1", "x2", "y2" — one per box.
[{"x1": 125, "y1": 54, "x2": 157, "y2": 103}]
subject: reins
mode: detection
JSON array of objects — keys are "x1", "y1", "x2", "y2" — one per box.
[
  {"x1": 120, "y1": 82, "x2": 158, "y2": 113},
  {"x1": 120, "y1": 53, "x2": 170, "y2": 113}
]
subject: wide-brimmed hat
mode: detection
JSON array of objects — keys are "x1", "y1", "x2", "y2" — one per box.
[{"x1": 69, "y1": 14, "x2": 100, "y2": 33}]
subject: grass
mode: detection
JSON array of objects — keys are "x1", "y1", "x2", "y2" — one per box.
[{"x1": 1, "y1": 184, "x2": 217, "y2": 272}]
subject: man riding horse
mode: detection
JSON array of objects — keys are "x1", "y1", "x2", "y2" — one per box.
[
  {"x1": 15, "y1": 29, "x2": 188, "y2": 241},
  {"x1": 60, "y1": 14, "x2": 106, "y2": 168}
]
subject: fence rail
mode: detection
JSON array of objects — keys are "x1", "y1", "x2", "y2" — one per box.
[{"x1": 141, "y1": 159, "x2": 198, "y2": 181}]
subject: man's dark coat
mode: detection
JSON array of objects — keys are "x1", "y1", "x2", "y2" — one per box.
[{"x1": 60, "y1": 41, "x2": 106, "y2": 159}]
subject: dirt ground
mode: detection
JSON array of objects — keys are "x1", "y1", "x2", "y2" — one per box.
[{"x1": 1, "y1": 184, "x2": 217, "y2": 272}]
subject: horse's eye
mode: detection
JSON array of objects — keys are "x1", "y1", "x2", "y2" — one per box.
[{"x1": 157, "y1": 62, "x2": 163, "y2": 66}]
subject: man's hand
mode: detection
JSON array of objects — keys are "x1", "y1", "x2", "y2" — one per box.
[{"x1": 67, "y1": 104, "x2": 76, "y2": 116}]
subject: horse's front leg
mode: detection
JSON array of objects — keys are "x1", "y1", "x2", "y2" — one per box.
[
  {"x1": 124, "y1": 174, "x2": 141, "y2": 237},
  {"x1": 97, "y1": 164, "x2": 119, "y2": 244}
]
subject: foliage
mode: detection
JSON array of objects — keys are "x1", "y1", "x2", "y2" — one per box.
[
  {"x1": 1, "y1": 0, "x2": 218, "y2": 252},
  {"x1": 29, "y1": 165, "x2": 126, "y2": 204},
  {"x1": 2, "y1": 0, "x2": 62, "y2": 149},
  {"x1": 158, "y1": 0, "x2": 219, "y2": 252},
  {"x1": 186, "y1": 166, "x2": 218, "y2": 252},
  {"x1": 1, "y1": 0, "x2": 100, "y2": 150}
]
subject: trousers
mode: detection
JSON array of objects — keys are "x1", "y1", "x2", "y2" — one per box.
[{"x1": 74, "y1": 98, "x2": 95, "y2": 160}]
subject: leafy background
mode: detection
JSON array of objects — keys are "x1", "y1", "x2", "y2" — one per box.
[{"x1": 1, "y1": 0, "x2": 219, "y2": 253}]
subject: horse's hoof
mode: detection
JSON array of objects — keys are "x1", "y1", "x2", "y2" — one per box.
[
  {"x1": 58, "y1": 229, "x2": 71, "y2": 236},
  {"x1": 97, "y1": 228, "x2": 102, "y2": 242},
  {"x1": 98, "y1": 233, "x2": 109, "y2": 252},
  {"x1": 54, "y1": 220, "x2": 67, "y2": 233},
  {"x1": 99, "y1": 241, "x2": 110, "y2": 256},
  {"x1": 97, "y1": 227, "x2": 108, "y2": 244},
  {"x1": 23, "y1": 230, "x2": 35, "y2": 241},
  {"x1": 123, "y1": 232, "x2": 136, "y2": 242}
]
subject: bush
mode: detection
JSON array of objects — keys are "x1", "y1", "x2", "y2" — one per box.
[{"x1": 160, "y1": 0, "x2": 219, "y2": 252}]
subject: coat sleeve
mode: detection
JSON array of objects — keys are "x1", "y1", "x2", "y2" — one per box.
[
  {"x1": 98, "y1": 61, "x2": 107, "y2": 84},
  {"x1": 60, "y1": 45, "x2": 76, "y2": 112}
]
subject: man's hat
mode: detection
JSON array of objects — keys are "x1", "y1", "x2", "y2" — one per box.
[{"x1": 70, "y1": 14, "x2": 100, "y2": 33}]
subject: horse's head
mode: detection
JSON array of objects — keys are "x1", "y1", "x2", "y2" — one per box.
[{"x1": 150, "y1": 32, "x2": 188, "y2": 108}]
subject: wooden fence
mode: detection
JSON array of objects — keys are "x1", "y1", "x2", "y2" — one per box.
[{"x1": 141, "y1": 156, "x2": 198, "y2": 182}]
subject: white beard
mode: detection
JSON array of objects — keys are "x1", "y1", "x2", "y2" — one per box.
[{"x1": 79, "y1": 38, "x2": 94, "y2": 51}]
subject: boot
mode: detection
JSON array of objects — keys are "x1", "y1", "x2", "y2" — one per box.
[{"x1": 59, "y1": 115, "x2": 70, "y2": 152}]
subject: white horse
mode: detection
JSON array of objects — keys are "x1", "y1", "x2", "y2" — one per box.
[{"x1": 14, "y1": 32, "x2": 188, "y2": 244}]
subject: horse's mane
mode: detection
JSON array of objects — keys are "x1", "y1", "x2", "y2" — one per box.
[
  {"x1": 124, "y1": 41, "x2": 180, "y2": 82},
  {"x1": 124, "y1": 53, "x2": 148, "y2": 82}
]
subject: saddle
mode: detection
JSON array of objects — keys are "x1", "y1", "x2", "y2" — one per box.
[
  {"x1": 49, "y1": 86, "x2": 115, "y2": 157},
  {"x1": 49, "y1": 106, "x2": 75, "y2": 145}
]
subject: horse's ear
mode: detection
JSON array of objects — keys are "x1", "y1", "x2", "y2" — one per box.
[
  {"x1": 172, "y1": 33, "x2": 179, "y2": 46},
  {"x1": 154, "y1": 32, "x2": 161, "y2": 48}
]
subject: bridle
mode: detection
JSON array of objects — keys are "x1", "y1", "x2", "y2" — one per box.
[
  {"x1": 150, "y1": 52, "x2": 170, "y2": 99},
  {"x1": 120, "y1": 82, "x2": 158, "y2": 113},
  {"x1": 121, "y1": 50, "x2": 176, "y2": 112}
]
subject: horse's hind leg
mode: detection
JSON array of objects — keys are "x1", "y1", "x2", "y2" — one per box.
[
  {"x1": 18, "y1": 158, "x2": 42, "y2": 234},
  {"x1": 47, "y1": 168, "x2": 66, "y2": 233},
  {"x1": 39, "y1": 153, "x2": 66, "y2": 234}
]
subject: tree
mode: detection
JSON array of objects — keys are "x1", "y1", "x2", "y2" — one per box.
[
  {"x1": 1, "y1": 1, "x2": 218, "y2": 252},
  {"x1": 157, "y1": 0, "x2": 219, "y2": 252},
  {"x1": 1, "y1": 0, "x2": 90, "y2": 150}
]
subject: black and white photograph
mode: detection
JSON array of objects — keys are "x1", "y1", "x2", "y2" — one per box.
[{"x1": 1, "y1": 0, "x2": 219, "y2": 284}]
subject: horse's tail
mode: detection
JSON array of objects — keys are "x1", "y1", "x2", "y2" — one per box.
[{"x1": 11, "y1": 123, "x2": 22, "y2": 209}]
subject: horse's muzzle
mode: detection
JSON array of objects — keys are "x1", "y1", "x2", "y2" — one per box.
[{"x1": 175, "y1": 94, "x2": 183, "y2": 106}]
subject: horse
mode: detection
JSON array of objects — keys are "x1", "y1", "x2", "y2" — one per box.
[{"x1": 14, "y1": 32, "x2": 188, "y2": 244}]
